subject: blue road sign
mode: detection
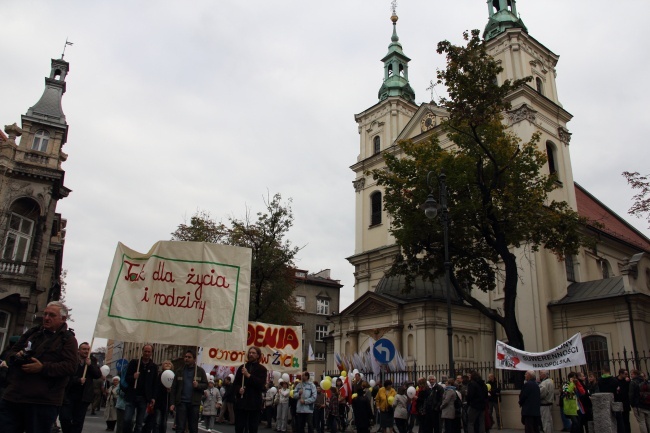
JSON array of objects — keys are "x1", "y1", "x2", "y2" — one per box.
[
  {"x1": 373, "y1": 338, "x2": 396, "y2": 364},
  {"x1": 115, "y1": 358, "x2": 128, "y2": 372}
]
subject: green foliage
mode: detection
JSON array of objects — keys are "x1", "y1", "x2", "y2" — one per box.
[
  {"x1": 171, "y1": 193, "x2": 302, "y2": 325},
  {"x1": 369, "y1": 30, "x2": 590, "y2": 350},
  {"x1": 623, "y1": 171, "x2": 650, "y2": 229}
]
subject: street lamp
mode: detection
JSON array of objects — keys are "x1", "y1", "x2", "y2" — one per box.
[{"x1": 423, "y1": 171, "x2": 455, "y2": 378}]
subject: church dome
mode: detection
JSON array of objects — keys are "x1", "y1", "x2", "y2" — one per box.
[{"x1": 375, "y1": 274, "x2": 462, "y2": 302}]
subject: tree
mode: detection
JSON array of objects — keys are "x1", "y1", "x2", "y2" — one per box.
[
  {"x1": 623, "y1": 171, "x2": 650, "y2": 229},
  {"x1": 171, "y1": 193, "x2": 302, "y2": 325},
  {"x1": 370, "y1": 30, "x2": 590, "y2": 350}
]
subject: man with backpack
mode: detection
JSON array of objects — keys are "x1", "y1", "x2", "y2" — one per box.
[{"x1": 629, "y1": 369, "x2": 650, "y2": 433}]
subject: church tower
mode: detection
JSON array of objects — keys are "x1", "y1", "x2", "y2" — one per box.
[
  {"x1": 348, "y1": 9, "x2": 418, "y2": 299},
  {"x1": 0, "y1": 57, "x2": 71, "y2": 340}
]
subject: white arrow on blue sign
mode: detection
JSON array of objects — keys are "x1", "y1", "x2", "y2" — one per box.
[
  {"x1": 115, "y1": 358, "x2": 128, "y2": 372},
  {"x1": 373, "y1": 338, "x2": 396, "y2": 364}
]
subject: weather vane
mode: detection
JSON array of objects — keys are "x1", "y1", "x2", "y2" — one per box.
[
  {"x1": 61, "y1": 38, "x2": 74, "y2": 59},
  {"x1": 391, "y1": 0, "x2": 397, "y2": 14}
]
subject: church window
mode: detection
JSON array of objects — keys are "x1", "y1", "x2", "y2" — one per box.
[
  {"x1": 32, "y1": 130, "x2": 50, "y2": 152},
  {"x1": 583, "y1": 335, "x2": 609, "y2": 376},
  {"x1": 54, "y1": 69, "x2": 62, "y2": 80},
  {"x1": 599, "y1": 259, "x2": 612, "y2": 279},
  {"x1": 316, "y1": 325, "x2": 328, "y2": 342},
  {"x1": 536, "y1": 77, "x2": 544, "y2": 95},
  {"x1": 546, "y1": 141, "x2": 558, "y2": 176},
  {"x1": 0, "y1": 311, "x2": 9, "y2": 351},
  {"x1": 565, "y1": 255, "x2": 576, "y2": 282},
  {"x1": 388, "y1": 64, "x2": 393, "y2": 77},
  {"x1": 370, "y1": 192, "x2": 382, "y2": 226},
  {"x1": 373, "y1": 136, "x2": 381, "y2": 154},
  {"x1": 399, "y1": 63, "x2": 404, "y2": 77}
]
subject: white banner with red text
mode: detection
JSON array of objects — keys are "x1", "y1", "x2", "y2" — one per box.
[
  {"x1": 495, "y1": 333, "x2": 586, "y2": 370},
  {"x1": 199, "y1": 321, "x2": 303, "y2": 373},
  {"x1": 93, "y1": 241, "x2": 251, "y2": 349}
]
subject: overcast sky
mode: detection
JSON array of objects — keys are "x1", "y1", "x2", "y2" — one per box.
[{"x1": 1, "y1": 0, "x2": 649, "y2": 350}]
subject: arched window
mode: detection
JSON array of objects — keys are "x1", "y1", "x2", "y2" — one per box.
[
  {"x1": 536, "y1": 77, "x2": 544, "y2": 95},
  {"x1": 0, "y1": 310, "x2": 9, "y2": 350},
  {"x1": 373, "y1": 136, "x2": 381, "y2": 154},
  {"x1": 546, "y1": 141, "x2": 558, "y2": 176},
  {"x1": 370, "y1": 192, "x2": 382, "y2": 226},
  {"x1": 600, "y1": 259, "x2": 612, "y2": 279},
  {"x1": 32, "y1": 130, "x2": 50, "y2": 152},
  {"x1": 583, "y1": 335, "x2": 609, "y2": 376}
]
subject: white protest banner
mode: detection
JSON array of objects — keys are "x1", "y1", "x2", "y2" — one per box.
[
  {"x1": 93, "y1": 241, "x2": 251, "y2": 348},
  {"x1": 495, "y1": 333, "x2": 586, "y2": 370},
  {"x1": 200, "y1": 321, "x2": 303, "y2": 373}
]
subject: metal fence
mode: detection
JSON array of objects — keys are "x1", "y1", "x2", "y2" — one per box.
[{"x1": 325, "y1": 348, "x2": 650, "y2": 390}]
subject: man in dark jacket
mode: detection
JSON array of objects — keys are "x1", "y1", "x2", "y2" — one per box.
[
  {"x1": 426, "y1": 375, "x2": 444, "y2": 433},
  {"x1": 217, "y1": 376, "x2": 235, "y2": 424},
  {"x1": 629, "y1": 369, "x2": 650, "y2": 433},
  {"x1": 60, "y1": 342, "x2": 102, "y2": 433},
  {"x1": 466, "y1": 371, "x2": 488, "y2": 433},
  {"x1": 170, "y1": 350, "x2": 208, "y2": 433},
  {"x1": 518, "y1": 370, "x2": 541, "y2": 433},
  {"x1": 617, "y1": 369, "x2": 631, "y2": 433},
  {"x1": 0, "y1": 301, "x2": 78, "y2": 433},
  {"x1": 599, "y1": 365, "x2": 624, "y2": 433},
  {"x1": 124, "y1": 344, "x2": 159, "y2": 433},
  {"x1": 233, "y1": 346, "x2": 267, "y2": 433}
]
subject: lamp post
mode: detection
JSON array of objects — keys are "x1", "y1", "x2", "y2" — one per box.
[{"x1": 423, "y1": 171, "x2": 455, "y2": 378}]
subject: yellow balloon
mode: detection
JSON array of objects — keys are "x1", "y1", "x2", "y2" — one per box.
[
  {"x1": 321, "y1": 380, "x2": 332, "y2": 391},
  {"x1": 290, "y1": 390, "x2": 294, "y2": 397},
  {"x1": 388, "y1": 396, "x2": 395, "y2": 405},
  {"x1": 352, "y1": 393, "x2": 358, "y2": 399},
  {"x1": 487, "y1": 384, "x2": 492, "y2": 391},
  {"x1": 341, "y1": 371, "x2": 347, "y2": 377},
  {"x1": 325, "y1": 376, "x2": 332, "y2": 382}
]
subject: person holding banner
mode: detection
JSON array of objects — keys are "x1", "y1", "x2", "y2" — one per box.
[
  {"x1": 170, "y1": 350, "x2": 208, "y2": 433},
  {"x1": 60, "y1": 342, "x2": 102, "y2": 433},
  {"x1": 124, "y1": 344, "x2": 159, "y2": 433},
  {"x1": 233, "y1": 347, "x2": 268, "y2": 433}
]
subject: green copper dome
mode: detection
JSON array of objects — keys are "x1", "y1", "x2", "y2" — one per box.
[
  {"x1": 378, "y1": 12, "x2": 415, "y2": 102},
  {"x1": 483, "y1": 0, "x2": 528, "y2": 41}
]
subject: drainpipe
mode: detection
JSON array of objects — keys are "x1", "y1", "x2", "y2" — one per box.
[{"x1": 625, "y1": 295, "x2": 639, "y2": 366}]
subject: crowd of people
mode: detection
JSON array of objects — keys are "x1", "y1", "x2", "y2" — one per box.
[{"x1": 0, "y1": 304, "x2": 648, "y2": 433}]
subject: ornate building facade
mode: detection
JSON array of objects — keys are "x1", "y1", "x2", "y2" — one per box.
[
  {"x1": 328, "y1": 0, "x2": 650, "y2": 379},
  {"x1": 0, "y1": 58, "x2": 71, "y2": 348}
]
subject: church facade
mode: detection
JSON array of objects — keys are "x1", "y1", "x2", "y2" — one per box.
[
  {"x1": 0, "y1": 58, "x2": 71, "y2": 348},
  {"x1": 327, "y1": 0, "x2": 650, "y2": 378}
]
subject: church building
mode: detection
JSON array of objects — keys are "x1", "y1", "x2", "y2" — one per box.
[{"x1": 327, "y1": 0, "x2": 650, "y2": 383}]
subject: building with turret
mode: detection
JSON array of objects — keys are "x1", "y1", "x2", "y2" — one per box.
[
  {"x1": 0, "y1": 58, "x2": 71, "y2": 347},
  {"x1": 329, "y1": 0, "x2": 650, "y2": 384}
]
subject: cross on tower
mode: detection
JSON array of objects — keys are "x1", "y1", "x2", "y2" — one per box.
[
  {"x1": 426, "y1": 80, "x2": 436, "y2": 102},
  {"x1": 391, "y1": 0, "x2": 397, "y2": 14}
]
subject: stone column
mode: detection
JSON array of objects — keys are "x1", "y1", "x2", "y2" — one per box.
[{"x1": 591, "y1": 393, "x2": 620, "y2": 433}]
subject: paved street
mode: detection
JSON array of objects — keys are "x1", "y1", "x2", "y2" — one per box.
[{"x1": 80, "y1": 411, "x2": 525, "y2": 433}]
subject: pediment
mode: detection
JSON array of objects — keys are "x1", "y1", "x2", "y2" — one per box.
[
  {"x1": 340, "y1": 291, "x2": 400, "y2": 318},
  {"x1": 395, "y1": 103, "x2": 448, "y2": 143}
]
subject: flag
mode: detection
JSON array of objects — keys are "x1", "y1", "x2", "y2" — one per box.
[{"x1": 308, "y1": 343, "x2": 315, "y2": 361}]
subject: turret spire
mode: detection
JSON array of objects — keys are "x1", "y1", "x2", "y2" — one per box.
[
  {"x1": 483, "y1": 0, "x2": 528, "y2": 41},
  {"x1": 25, "y1": 58, "x2": 69, "y2": 126},
  {"x1": 378, "y1": 3, "x2": 415, "y2": 102}
]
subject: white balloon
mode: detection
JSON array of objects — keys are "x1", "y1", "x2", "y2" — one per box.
[
  {"x1": 209, "y1": 375, "x2": 214, "y2": 382},
  {"x1": 100, "y1": 365, "x2": 110, "y2": 377},
  {"x1": 352, "y1": 369, "x2": 359, "y2": 375},
  {"x1": 369, "y1": 379, "x2": 376, "y2": 387},
  {"x1": 273, "y1": 371, "x2": 282, "y2": 379},
  {"x1": 270, "y1": 386, "x2": 278, "y2": 395},
  {"x1": 359, "y1": 373, "x2": 364, "y2": 379},
  {"x1": 281, "y1": 373, "x2": 290, "y2": 382},
  {"x1": 407, "y1": 386, "x2": 416, "y2": 398},
  {"x1": 229, "y1": 373, "x2": 235, "y2": 382},
  {"x1": 161, "y1": 370, "x2": 175, "y2": 389}
]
